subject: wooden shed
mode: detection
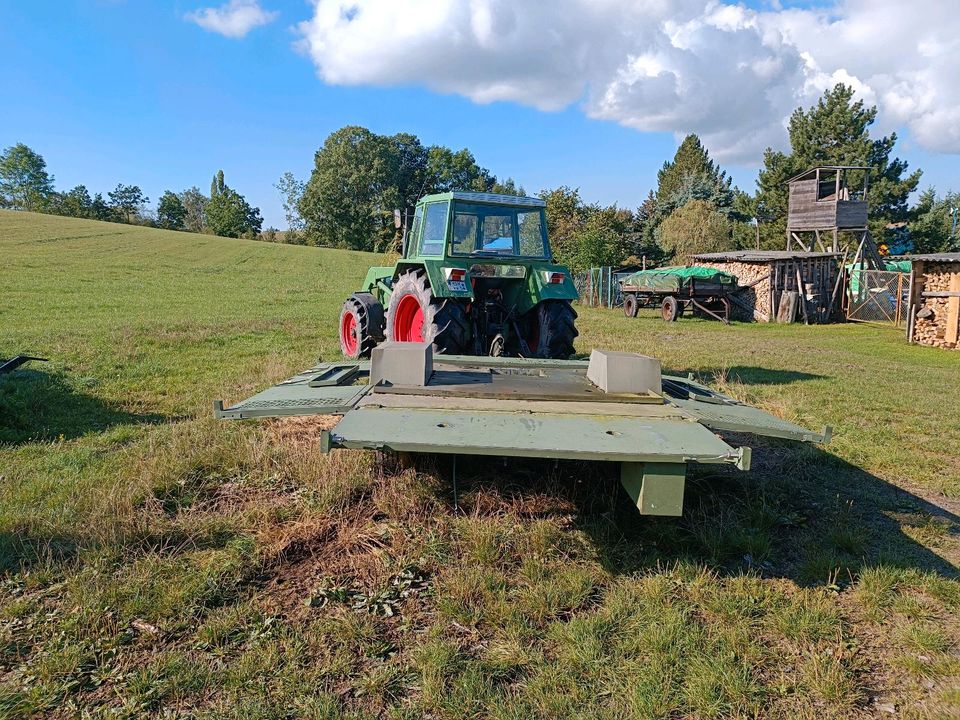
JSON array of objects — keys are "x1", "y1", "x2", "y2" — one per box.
[
  {"x1": 905, "y1": 253, "x2": 960, "y2": 349},
  {"x1": 692, "y1": 250, "x2": 842, "y2": 324}
]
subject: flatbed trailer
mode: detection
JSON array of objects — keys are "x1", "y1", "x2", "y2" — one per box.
[
  {"x1": 214, "y1": 345, "x2": 829, "y2": 517},
  {"x1": 620, "y1": 267, "x2": 737, "y2": 323}
]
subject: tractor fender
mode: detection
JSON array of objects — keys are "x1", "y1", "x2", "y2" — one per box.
[
  {"x1": 522, "y1": 262, "x2": 579, "y2": 314},
  {"x1": 393, "y1": 261, "x2": 475, "y2": 301},
  {"x1": 361, "y1": 266, "x2": 397, "y2": 304}
]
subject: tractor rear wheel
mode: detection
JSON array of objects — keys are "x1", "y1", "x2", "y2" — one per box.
[
  {"x1": 661, "y1": 296, "x2": 679, "y2": 322},
  {"x1": 339, "y1": 292, "x2": 384, "y2": 358},
  {"x1": 386, "y1": 270, "x2": 469, "y2": 354},
  {"x1": 525, "y1": 300, "x2": 578, "y2": 359},
  {"x1": 623, "y1": 293, "x2": 639, "y2": 318}
]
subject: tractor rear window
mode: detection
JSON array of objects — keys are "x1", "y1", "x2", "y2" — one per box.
[
  {"x1": 481, "y1": 213, "x2": 514, "y2": 254},
  {"x1": 450, "y1": 203, "x2": 548, "y2": 258}
]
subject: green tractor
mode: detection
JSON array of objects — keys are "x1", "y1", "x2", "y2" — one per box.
[{"x1": 339, "y1": 191, "x2": 579, "y2": 359}]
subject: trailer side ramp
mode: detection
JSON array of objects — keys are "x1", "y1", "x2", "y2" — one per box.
[
  {"x1": 662, "y1": 374, "x2": 830, "y2": 444},
  {"x1": 213, "y1": 361, "x2": 370, "y2": 420}
]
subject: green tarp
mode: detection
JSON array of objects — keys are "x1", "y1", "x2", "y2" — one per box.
[{"x1": 620, "y1": 266, "x2": 738, "y2": 293}]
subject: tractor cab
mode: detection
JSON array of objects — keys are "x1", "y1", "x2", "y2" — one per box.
[
  {"x1": 340, "y1": 192, "x2": 579, "y2": 360},
  {"x1": 406, "y1": 193, "x2": 550, "y2": 261}
]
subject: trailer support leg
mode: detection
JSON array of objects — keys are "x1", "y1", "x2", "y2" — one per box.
[{"x1": 620, "y1": 462, "x2": 686, "y2": 516}]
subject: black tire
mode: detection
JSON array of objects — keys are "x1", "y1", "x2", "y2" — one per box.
[
  {"x1": 526, "y1": 300, "x2": 578, "y2": 359},
  {"x1": 385, "y1": 270, "x2": 469, "y2": 355},
  {"x1": 661, "y1": 296, "x2": 679, "y2": 322},
  {"x1": 339, "y1": 292, "x2": 384, "y2": 359},
  {"x1": 623, "y1": 293, "x2": 639, "y2": 318}
]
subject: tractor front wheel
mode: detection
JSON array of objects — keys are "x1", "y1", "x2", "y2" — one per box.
[
  {"x1": 385, "y1": 270, "x2": 469, "y2": 354},
  {"x1": 339, "y1": 292, "x2": 384, "y2": 358},
  {"x1": 525, "y1": 300, "x2": 578, "y2": 359}
]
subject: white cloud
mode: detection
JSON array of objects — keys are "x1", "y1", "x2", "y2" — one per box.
[
  {"x1": 296, "y1": 0, "x2": 960, "y2": 162},
  {"x1": 186, "y1": 0, "x2": 278, "y2": 38}
]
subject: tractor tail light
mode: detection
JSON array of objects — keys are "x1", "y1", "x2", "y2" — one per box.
[{"x1": 543, "y1": 271, "x2": 566, "y2": 284}]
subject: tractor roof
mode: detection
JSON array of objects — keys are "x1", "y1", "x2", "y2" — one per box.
[{"x1": 418, "y1": 191, "x2": 546, "y2": 208}]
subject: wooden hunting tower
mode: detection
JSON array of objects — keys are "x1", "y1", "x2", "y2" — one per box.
[{"x1": 786, "y1": 166, "x2": 883, "y2": 267}]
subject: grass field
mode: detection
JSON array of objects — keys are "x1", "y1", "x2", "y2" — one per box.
[{"x1": 2, "y1": 210, "x2": 959, "y2": 719}]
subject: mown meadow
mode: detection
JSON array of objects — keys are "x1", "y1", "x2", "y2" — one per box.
[{"x1": 2, "y1": 211, "x2": 959, "y2": 718}]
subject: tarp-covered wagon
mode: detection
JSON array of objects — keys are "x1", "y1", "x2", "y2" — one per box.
[{"x1": 618, "y1": 266, "x2": 738, "y2": 323}]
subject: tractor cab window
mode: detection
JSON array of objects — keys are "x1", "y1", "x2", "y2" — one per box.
[
  {"x1": 406, "y1": 205, "x2": 422, "y2": 257},
  {"x1": 420, "y1": 202, "x2": 448, "y2": 256},
  {"x1": 452, "y1": 213, "x2": 479, "y2": 254},
  {"x1": 518, "y1": 211, "x2": 546, "y2": 257},
  {"x1": 450, "y1": 203, "x2": 548, "y2": 258},
  {"x1": 481, "y1": 212, "x2": 514, "y2": 254}
]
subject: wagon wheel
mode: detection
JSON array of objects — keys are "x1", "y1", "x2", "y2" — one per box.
[
  {"x1": 623, "y1": 293, "x2": 639, "y2": 318},
  {"x1": 661, "y1": 296, "x2": 680, "y2": 322}
]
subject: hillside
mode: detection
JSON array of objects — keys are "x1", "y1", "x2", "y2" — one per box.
[{"x1": 1, "y1": 210, "x2": 959, "y2": 718}]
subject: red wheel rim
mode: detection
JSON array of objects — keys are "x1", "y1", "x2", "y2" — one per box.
[
  {"x1": 394, "y1": 294, "x2": 425, "y2": 342},
  {"x1": 340, "y1": 310, "x2": 359, "y2": 355}
]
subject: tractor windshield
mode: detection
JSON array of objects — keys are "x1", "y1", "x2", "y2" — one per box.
[{"x1": 451, "y1": 203, "x2": 548, "y2": 259}]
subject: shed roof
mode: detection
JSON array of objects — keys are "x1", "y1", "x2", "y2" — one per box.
[
  {"x1": 902, "y1": 252, "x2": 960, "y2": 263},
  {"x1": 692, "y1": 250, "x2": 840, "y2": 263},
  {"x1": 785, "y1": 166, "x2": 871, "y2": 184}
]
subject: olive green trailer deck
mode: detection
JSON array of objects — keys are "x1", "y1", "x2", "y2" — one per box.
[{"x1": 215, "y1": 349, "x2": 829, "y2": 517}]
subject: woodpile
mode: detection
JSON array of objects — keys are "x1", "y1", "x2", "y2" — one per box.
[
  {"x1": 696, "y1": 261, "x2": 771, "y2": 322},
  {"x1": 692, "y1": 251, "x2": 840, "y2": 324},
  {"x1": 912, "y1": 261, "x2": 960, "y2": 349}
]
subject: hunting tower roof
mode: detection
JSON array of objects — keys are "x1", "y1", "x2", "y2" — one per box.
[{"x1": 785, "y1": 166, "x2": 871, "y2": 184}]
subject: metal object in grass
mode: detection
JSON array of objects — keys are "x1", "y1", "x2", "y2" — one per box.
[
  {"x1": 0, "y1": 355, "x2": 47, "y2": 374},
  {"x1": 214, "y1": 345, "x2": 830, "y2": 517}
]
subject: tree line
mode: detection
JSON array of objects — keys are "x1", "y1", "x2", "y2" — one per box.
[
  {"x1": 0, "y1": 143, "x2": 263, "y2": 239},
  {"x1": 276, "y1": 85, "x2": 952, "y2": 266},
  {"x1": 3, "y1": 84, "x2": 956, "y2": 263}
]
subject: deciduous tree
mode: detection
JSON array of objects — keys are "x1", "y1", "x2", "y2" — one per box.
[
  {"x1": 157, "y1": 191, "x2": 187, "y2": 230},
  {"x1": 108, "y1": 184, "x2": 148, "y2": 223},
  {"x1": 206, "y1": 171, "x2": 262, "y2": 238},
  {"x1": 299, "y1": 126, "x2": 397, "y2": 249},
  {"x1": 659, "y1": 199, "x2": 735, "y2": 262},
  {"x1": 179, "y1": 187, "x2": 207, "y2": 233},
  {"x1": 53, "y1": 185, "x2": 93, "y2": 218},
  {"x1": 424, "y1": 146, "x2": 494, "y2": 195},
  {"x1": 0, "y1": 143, "x2": 54, "y2": 211},
  {"x1": 275, "y1": 172, "x2": 306, "y2": 232}
]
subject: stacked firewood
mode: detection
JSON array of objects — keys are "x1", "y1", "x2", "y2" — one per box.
[
  {"x1": 913, "y1": 262, "x2": 960, "y2": 349},
  {"x1": 697, "y1": 261, "x2": 772, "y2": 321}
]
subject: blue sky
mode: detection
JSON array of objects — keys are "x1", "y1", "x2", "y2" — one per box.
[{"x1": 2, "y1": 1, "x2": 956, "y2": 228}]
